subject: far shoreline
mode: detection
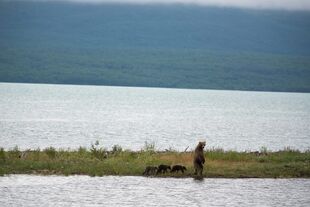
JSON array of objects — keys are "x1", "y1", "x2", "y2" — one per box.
[{"x1": 1, "y1": 81, "x2": 310, "y2": 94}]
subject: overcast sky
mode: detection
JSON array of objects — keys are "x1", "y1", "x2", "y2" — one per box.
[{"x1": 6, "y1": 0, "x2": 310, "y2": 11}]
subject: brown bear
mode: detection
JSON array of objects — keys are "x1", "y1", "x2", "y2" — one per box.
[
  {"x1": 171, "y1": 165, "x2": 187, "y2": 173},
  {"x1": 143, "y1": 166, "x2": 158, "y2": 176},
  {"x1": 156, "y1": 164, "x2": 171, "y2": 174},
  {"x1": 193, "y1": 141, "x2": 206, "y2": 176}
]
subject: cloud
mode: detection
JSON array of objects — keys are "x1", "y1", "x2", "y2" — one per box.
[{"x1": 5, "y1": 0, "x2": 310, "y2": 11}]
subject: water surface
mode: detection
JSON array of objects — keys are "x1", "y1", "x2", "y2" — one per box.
[
  {"x1": 0, "y1": 175, "x2": 309, "y2": 206},
  {"x1": 0, "y1": 83, "x2": 309, "y2": 151}
]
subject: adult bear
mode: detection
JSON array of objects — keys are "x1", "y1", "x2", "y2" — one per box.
[{"x1": 193, "y1": 141, "x2": 206, "y2": 176}]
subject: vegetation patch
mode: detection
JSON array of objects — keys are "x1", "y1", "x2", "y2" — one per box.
[{"x1": 0, "y1": 144, "x2": 309, "y2": 178}]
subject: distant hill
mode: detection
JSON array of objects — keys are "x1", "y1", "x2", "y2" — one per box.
[{"x1": 0, "y1": 2, "x2": 310, "y2": 92}]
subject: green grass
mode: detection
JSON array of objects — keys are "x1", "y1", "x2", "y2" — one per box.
[{"x1": 0, "y1": 146, "x2": 309, "y2": 178}]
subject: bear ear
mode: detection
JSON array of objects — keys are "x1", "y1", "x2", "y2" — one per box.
[{"x1": 199, "y1": 141, "x2": 206, "y2": 145}]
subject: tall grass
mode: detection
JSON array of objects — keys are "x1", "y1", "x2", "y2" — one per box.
[
  {"x1": 0, "y1": 148, "x2": 5, "y2": 162},
  {"x1": 143, "y1": 141, "x2": 156, "y2": 152},
  {"x1": 44, "y1": 147, "x2": 57, "y2": 159}
]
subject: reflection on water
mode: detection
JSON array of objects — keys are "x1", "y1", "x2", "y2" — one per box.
[{"x1": 1, "y1": 175, "x2": 309, "y2": 206}]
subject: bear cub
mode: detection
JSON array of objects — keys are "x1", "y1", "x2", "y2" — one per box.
[
  {"x1": 156, "y1": 164, "x2": 171, "y2": 174},
  {"x1": 171, "y1": 165, "x2": 187, "y2": 173},
  {"x1": 143, "y1": 166, "x2": 158, "y2": 176}
]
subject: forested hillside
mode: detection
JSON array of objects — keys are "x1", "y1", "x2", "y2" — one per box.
[{"x1": 1, "y1": 2, "x2": 309, "y2": 92}]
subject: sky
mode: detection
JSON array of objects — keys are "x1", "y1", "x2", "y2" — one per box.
[{"x1": 9, "y1": 0, "x2": 310, "y2": 11}]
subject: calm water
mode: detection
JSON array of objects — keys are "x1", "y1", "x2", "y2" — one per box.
[
  {"x1": 0, "y1": 175, "x2": 309, "y2": 206},
  {"x1": 0, "y1": 82, "x2": 310, "y2": 151}
]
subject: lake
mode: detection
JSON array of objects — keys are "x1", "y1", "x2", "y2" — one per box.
[
  {"x1": 0, "y1": 82, "x2": 309, "y2": 151},
  {"x1": 0, "y1": 175, "x2": 309, "y2": 206}
]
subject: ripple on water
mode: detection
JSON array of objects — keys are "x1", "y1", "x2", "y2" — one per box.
[
  {"x1": 1, "y1": 83, "x2": 310, "y2": 151},
  {"x1": 1, "y1": 175, "x2": 310, "y2": 206}
]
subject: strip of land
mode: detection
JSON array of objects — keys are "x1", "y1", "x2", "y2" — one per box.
[{"x1": 0, "y1": 146, "x2": 309, "y2": 178}]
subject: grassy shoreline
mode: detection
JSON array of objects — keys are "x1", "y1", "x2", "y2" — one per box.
[{"x1": 0, "y1": 146, "x2": 309, "y2": 178}]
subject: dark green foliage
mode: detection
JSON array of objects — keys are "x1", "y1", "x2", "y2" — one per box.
[{"x1": 0, "y1": 2, "x2": 310, "y2": 92}]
